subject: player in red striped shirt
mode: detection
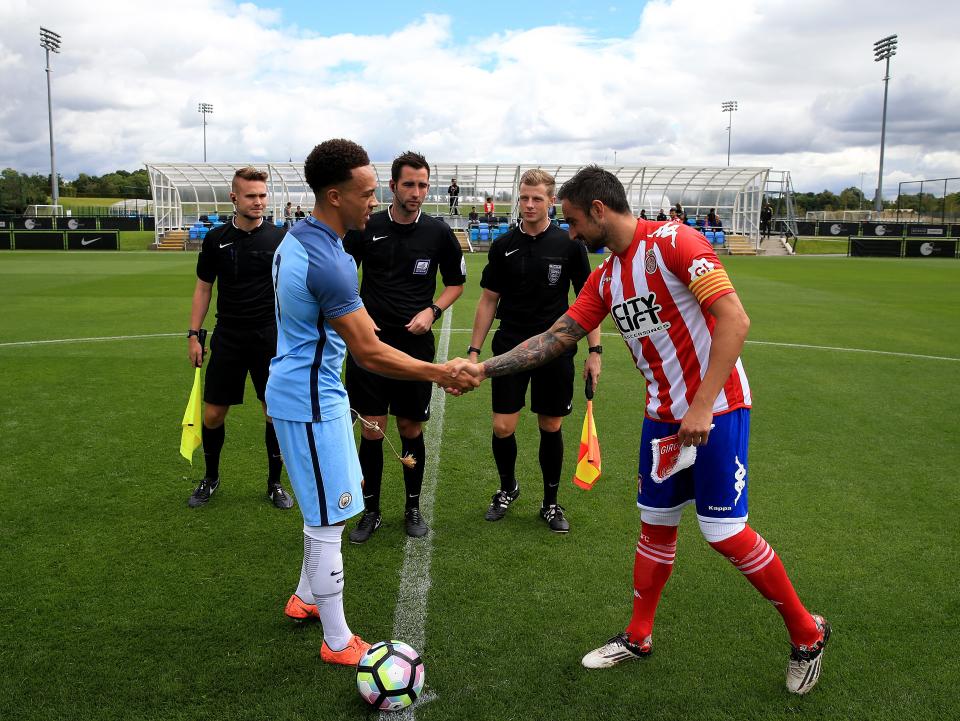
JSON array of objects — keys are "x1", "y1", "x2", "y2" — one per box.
[{"x1": 461, "y1": 166, "x2": 829, "y2": 695}]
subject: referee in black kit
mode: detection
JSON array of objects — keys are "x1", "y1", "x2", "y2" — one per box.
[
  {"x1": 186, "y1": 166, "x2": 294, "y2": 510},
  {"x1": 468, "y1": 169, "x2": 603, "y2": 533},
  {"x1": 344, "y1": 151, "x2": 466, "y2": 543}
]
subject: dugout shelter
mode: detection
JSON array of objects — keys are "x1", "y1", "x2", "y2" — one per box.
[{"x1": 147, "y1": 162, "x2": 794, "y2": 248}]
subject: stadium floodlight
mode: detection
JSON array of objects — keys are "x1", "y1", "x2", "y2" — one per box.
[
  {"x1": 198, "y1": 103, "x2": 213, "y2": 162},
  {"x1": 40, "y1": 27, "x2": 61, "y2": 209},
  {"x1": 873, "y1": 34, "x2": 897, "y2": 213},
  {"x1": 721, "y1": 101, "x2": 738, "y2": 167}
]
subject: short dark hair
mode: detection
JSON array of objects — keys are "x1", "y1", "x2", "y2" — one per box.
[
  {"x1": 232, "y1": 166, "x2": 268, "y2": 191},
  {"x1": 557, "y1": 165, "x2": 630, "y2": 215},
  {"x1": 391, "y1": 151, "x2": 430, "y2": 183},
  {"x1": 304, "y1": 139, "x2": 370, "y2": 195}
]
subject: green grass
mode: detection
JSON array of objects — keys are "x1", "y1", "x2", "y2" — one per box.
[
  {"x1": 0, "y1": 253, "x2": 958, "y2": 720},
  {"x1": 793, "y1": 237, "x2": 848, "y2": 254},
  {"x1": 119, "y1": 231, "x2": 157, "y2": 251},
  {"x1": 58, "y1": 197, "x2": 125, "y2": 209}
]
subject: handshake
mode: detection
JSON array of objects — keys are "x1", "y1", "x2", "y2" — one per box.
[{"x1": 435, "y1": 358, "x2": 486, "y2": 396}]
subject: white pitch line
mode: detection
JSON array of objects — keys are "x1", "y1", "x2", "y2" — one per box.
[
  {"x1": 384, "y1": 311, "x2": 452, "y2": 721},
  {"x1": 0, "y1": 332, "x2": 179, "y2": 348}
]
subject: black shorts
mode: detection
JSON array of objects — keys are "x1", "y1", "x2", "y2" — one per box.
[
  {"x1": 490, "y1": 328, "x2": 575, "y2": 417},
  {"x1": 345, "y1": 330, "x2": 435, "y2": 421},
  {"x1": 203, "y1": 324, "x2": 276, "y2": 406}
]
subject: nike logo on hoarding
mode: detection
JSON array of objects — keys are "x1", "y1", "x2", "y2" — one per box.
[
  {"x1": 219, "y1": 242, "x2": 233, "y2": 248},
  {"x1": 505, "y1": 248, "x2": 520, "y2": 256},
  {"x1": 80, "y1": 237, "x2": 102, "y2": 246},
  {"x1": 372, "y1": 235, "x2": 388, "y2": 242}
]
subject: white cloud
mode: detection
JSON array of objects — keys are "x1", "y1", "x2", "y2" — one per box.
[{"x1": 0, "y1": 0, "x2": 957, "y2": 195}]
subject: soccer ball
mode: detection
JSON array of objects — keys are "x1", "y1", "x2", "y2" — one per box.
[{"x1": 356, "y1": 640, "x2": 425, "y2": 711}]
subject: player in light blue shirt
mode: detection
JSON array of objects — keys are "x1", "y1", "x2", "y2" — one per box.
[{"x1": 268, "y1": 139, "x2": 478, "y2": 666}]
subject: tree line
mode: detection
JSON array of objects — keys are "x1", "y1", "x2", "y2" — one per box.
[
  {"x1": 0, "y1": 168, "x2": 150, "y2": 213},
  {"x1": 789, "y1": 186, "x2": 960, "y2": 217}
]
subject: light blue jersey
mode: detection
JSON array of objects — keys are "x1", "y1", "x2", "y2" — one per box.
[{"x1": 266, "y1": 216, "x2": 363, "y2": 423}]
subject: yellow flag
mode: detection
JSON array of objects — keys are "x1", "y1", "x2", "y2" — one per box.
[
  {"x1": 572, "y1": 399, "x2": 601, "y2": 490},
  {"x1": 180, "y1": 367, "x2": 203, "y2": 463}
]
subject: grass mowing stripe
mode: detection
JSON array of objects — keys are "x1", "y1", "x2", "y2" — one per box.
[
  {"x1": 0, "y1": 332, "x2": 180, "y2": 348},
  {"x1": 385, "y1": 309, "x2": 452, "y2": 720}
]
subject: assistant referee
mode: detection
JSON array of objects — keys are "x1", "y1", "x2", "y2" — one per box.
[
  {"x1": 186, "y1": 166, "x2": 294, "y2": 510},
  {"x1": 468, "y1": 168, "x2": 602, "y2": 532},
  {"x1": 343, "y1": 151, "x2": 466, "y2": 543}
]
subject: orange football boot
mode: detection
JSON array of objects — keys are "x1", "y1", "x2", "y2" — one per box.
[
  {"x1": 284, "y1": 594, "x2": 320, "y2": 622},
  {"x1": 320, "y1": 634, "x2": 371, "y2": 666}
]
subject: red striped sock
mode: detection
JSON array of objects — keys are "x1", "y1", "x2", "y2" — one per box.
[
  {"x1": 625, "y1": 523, "x2": 677, "y2": 643},
  {"x1": 709, "y1": 525, "x2": 820, "y2": 647}
]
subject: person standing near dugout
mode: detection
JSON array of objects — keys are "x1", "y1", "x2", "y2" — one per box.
[
  {"x1": 467, "y1": 169, "x2": 603, "y2": 532},
  {"x1": 186, "y1": 166, "x2": 294, "y2": 510},
  {"x1": 343, "y1": 151, "x2": 466, "y2": 543},
  {"x1": 458, "y1": 166, "x2": 829, "y2": 694}
]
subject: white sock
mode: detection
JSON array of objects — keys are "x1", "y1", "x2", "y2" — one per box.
[
  {"x1": 294, "y1": 557, "x2": 314, "y2": 604},
  {"x1": 303, "y1": 524, "x2": 352, "y2": 651}
]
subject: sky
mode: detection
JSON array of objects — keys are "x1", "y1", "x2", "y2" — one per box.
[{"x1": 1, "y1": 0, "x2": 958, "y2": 196}]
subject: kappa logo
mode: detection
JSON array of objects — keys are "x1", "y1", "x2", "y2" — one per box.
[
  {"x1": 338, "y1": 492, "x2": 352, "y2": 509},
  {"x1": 733, "y1": 455, "x2": 746, "y2": 504},
  {"x1": 372, "y1": 234, "x2": 389, "y2": 242},
  {"x1": 650, "y1": 222, "x2": 681, "y2": 247},
  {"x1": 80, "y1": 237, "x2": 102, "y2": 246},
  {"x1": 611, "y1": 293, "x2": 671, "y2": 339},
  {"x1": 687, "y1": 257, "x2": 715, "y2": 280}
]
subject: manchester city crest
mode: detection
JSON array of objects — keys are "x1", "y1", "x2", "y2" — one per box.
[
  {"x1": 338, "y1": 492, "x2": 352, "y2": 509},
  {"x1": 547, "y1": 263, "x2": 562, "y2": 285}
]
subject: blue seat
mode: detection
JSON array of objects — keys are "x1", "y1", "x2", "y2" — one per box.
[
  {"x1": 188, "y1": 227, "x2": 200, "y2": 240},
  {"x1": 715, "y1": 231, "x2": 725, "y2": 245},
  {"x1": 490, "y1": 227, "x2": 501, "y2": 240},
  {"x1": 208, "y1": 214, "x2": 219, "y2": 223},
  {"x1": 197, "y1": 226, "x2": 209, "y2": 239},
  {"x1": 499, "y1": 222, "x2": 508, "y2": 233},
  {"x1": 560, "y1": 223, "x2": 569, "y2": 231},
  {"x1": 479, "y1": 227, "x2": 490, "y2": 242},
  {"x1": 469, "y1": 227, "x2": 479, "y2": 242},
  {"x1": 705, "y1": 230, "x2": 716, "y2": 243}
]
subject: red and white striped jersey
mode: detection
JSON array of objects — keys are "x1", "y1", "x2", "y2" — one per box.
[{"x1": 567, "y1": 220, "x2": 751, "y2": 422}]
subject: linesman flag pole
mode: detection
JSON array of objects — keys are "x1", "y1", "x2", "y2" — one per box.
[
  {"x1": 572, "y1": 372, "x2": 601, "y2": 490},
  {"x1": 180, "y1": 329, "x2": 207, "y2": 463}
]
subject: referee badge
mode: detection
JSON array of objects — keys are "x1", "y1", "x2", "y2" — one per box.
[
  {"x1": 413, "y1": 259, "x2": 430, "y2": 275},
  {"x1": 547, "y1": 263, "x2": 562, "y2": 286},
  {"x1": 644, "y1": 249, "x2": 658, "y2": 274},
  {"x1": 338, "y1": 492, "x2": 352, "y2": 509}
]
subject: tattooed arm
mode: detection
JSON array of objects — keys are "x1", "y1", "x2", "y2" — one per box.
[{"x1": 479, "y1": 314, "x2": 589, "y2": 379}]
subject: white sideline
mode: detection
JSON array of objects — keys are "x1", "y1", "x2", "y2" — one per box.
[
  {"x1": 383, "y1": 310, "x2": 452, "y2": 720},
  {"x1": 1, "y1": 329, "x2": 957, "y2": 363}
]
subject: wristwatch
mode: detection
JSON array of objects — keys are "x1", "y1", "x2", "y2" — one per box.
[
  {"x1": 430, "y1": 304, "x2": 443, "y2": 322},
  {"x1": 187, "y1": 329, "x2": 200, "y2": 339},
  {"x1": 588, "y1": 345, "x2": 603, "y2": 354},
  {"x1": 467, "y1": 346, "x2": 482, "y2": 355}
]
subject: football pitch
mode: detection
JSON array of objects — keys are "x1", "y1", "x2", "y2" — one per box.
[{"x1": 1, "y1": 251, "x2": 958, "y2": 721}]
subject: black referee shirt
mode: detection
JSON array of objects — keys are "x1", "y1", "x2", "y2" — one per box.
[
  {"x1": 196, "y1": 218, "x2": 284, "y2": 329},
  {"x1": 344, "y1": 210, "x2": 466, "y2": 332},
  {"x1": 480, "y1": 221, "x2": 591, "y2": 336}
]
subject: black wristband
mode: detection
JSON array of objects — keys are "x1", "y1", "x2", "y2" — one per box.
[
  {"x1": 467, "y1": 346, "x2": 481, "y2": 355},
  {"x1": 187, "y1": 329, "x2": 200, "y2": 339},
  {"x1": 588, "y1": 345, "x2": 603, "y2": 354},
  {"x1": 430, "y1": 304, "x2": 443, "y2": 322}
]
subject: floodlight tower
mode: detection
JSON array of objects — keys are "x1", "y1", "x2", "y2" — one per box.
[
  {"x1": 721, "y1": 100, "x2": 738, "y2": 166},
  {"x1": 40, "y1": 27, "x2": 61, "y2": 208},
  {"x1": 873, "y1": 34, "x2": 897, "y2": 213},
  {"x1": 198, "y1": 103, "x2": 213, "y2": 162}
]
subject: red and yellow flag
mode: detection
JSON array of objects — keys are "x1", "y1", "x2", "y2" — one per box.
[{"x1": 572, "y1": 395, "x2": 601, "y2": 490}]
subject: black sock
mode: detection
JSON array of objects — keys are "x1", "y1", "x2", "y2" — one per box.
[
  {"x1": 265, "y1": 422, "x2": 282, "y2": 486},
  {"x1": 491, "y1": 433, "x2": 518, "y2": 493},
  {"x1": 202, "y1": 423, "x2": 225, "y2": 480},
  {"x1": 539, "y1": 428, "x2": 563, "y2": 506},
  {"x1": 358, "y1": 437, "x2": 384, "y2": 513},
  {"x1": 401, "y1": 433, "x2": 426, "y2": 511}
]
